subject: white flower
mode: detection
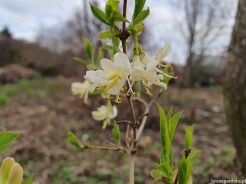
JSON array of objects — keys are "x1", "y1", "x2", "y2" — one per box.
[
  {"x1": 130, "y1": 44, "x2": 174, "y2": 93},
  {"x1": 71, "y1": 81, "x2": 95, "y2": 104},
  {"x1": 130, "y1": 55, "x2": 167, "y2": 93},
  {"x1": 156, "y1": 43, "x2": 171, "y2": 64},
  {"x1": 130, "y1": 56, "x2": 145, "y2": 81},
  {"x1": 92, "y1": 104, "x2": 118, "y2": 129},
  {"x1": 143, "y1": 59, "x2": 167, "y2": 89},
  {"x1": 85, "y1": 52, "x2": 131, "y2": 99}
]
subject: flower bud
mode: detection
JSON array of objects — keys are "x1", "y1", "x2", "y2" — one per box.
[{"x1": 0, "y1": 157, "x2": 23, "y2": 184}]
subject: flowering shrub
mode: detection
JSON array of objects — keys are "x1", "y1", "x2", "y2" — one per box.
[{"x1": 68, "y1": 0, "x2": 200, "y2": 183}]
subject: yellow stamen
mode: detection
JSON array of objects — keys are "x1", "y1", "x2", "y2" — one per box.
[
  {"x1": 105, "y1": 76, "x2": 120, "y2": 92},
  {"x1": 107, "y1": 73, "x2": 121, "y2": 80},
  {"x1": 143, "y1": 84, "x2": 153, "y2": 96},
  {"x1": 115, "y1": 93, "x2": 122, "y2": 103}
]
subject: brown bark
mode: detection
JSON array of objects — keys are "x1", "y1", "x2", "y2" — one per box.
[{"x1": 224, "y1": 0, "x2": 246, "y2": 177}]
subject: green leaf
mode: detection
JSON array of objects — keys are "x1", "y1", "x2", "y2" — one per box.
[
  {"x1": 133, "y1": 0, "x2": 146, "y2": 20},
  {"x1": 185, "y1": 161, "x2": 192, "y2": 183},
  {"x1": 169, "y1": 111, "x2": 182, "y2": 143},
  {"x1": 73, "y1": 57, "x2": 87, "y2": 65},
  {"x1": 114, "y1": 11, "x2": 129, "y2": 22},
  {"x1": 97, "y1": 49, "x2": 104, "y2": 64},
  {"x1": 133, "y1": 8, "x2": 150, "y2": 25},
  {"x1": 132, "y1": 23, "x2": 144, "y2": 34},
  {"x1": 83, "y1": 38, "x2": 94, "y2": 61},
  {"x1": 167, "y1": 107, "x2": 173, "y2": 122},
  {"x1": 105, "y1": 0, "x2": 119, "y2": 17},
  {"x1": 0, "y1": 132, "x2": 20, "y2": 153},
  {"x1": 67, "y1": 132, "x2": 85, "y2": 150},
  {"x1": 157, "y1": 105, "x2": 170, "y2": 164},
  {"x1": 101, "y1": 45, "x2": 114, "y2": 51},
  {"x1": 112, "y1": 123, "x2": 120, "y2": 145},
  {"x1": 90, "y1": 3, "x2": 111, "y2": 26},
  {"x1": 151, "y1": 169, "x2": 164, "y2": 182},
  {"x1": 25, "y1": 176, "x2": 33, "y2": 184},
  {"x1": 178, "y1": 156, "x2": 187, "y2": 184},
  {"x1": 185, "y1": 126, "x2": 194, "y2": 149},
  {"x1": 187, "y1": 149, "x2": 201, "y2": 163},
  {"x1": 98, "y1": 30, "x2": 112, "y2": 40},
  {"x1": 112, "y1": 36, "x2": 120, "y2": 53},
  {"x1": 159, "y1": 163, "x2": 173, "y2": 177}
]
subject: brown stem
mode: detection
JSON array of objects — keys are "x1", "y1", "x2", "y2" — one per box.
[
  {"x1": 85, "y1": 144, "x2": 126, "y2": 152},
  {"x1": 120, "y1": 0, "x2": 137, "y2": 183},
  {"x1": 129, "y1": 154, "x2": 135, "y2": 184},
  {"x1": 122, "y1": 0, "x2": 128, "y2": 53}
]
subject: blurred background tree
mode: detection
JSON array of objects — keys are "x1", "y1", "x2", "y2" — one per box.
[
  {"x1": 0, "y1": 27, "x2": 22, "y2": 66},
  {"x1": 173, "y1": 0, "x2": 233, "y2": 87},
  {"x1": 224, "y1": 0, "x2": 246, "y2": 177}
]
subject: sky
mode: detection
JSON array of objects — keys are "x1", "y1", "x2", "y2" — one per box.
[{"x1": 0, "y1": 0, "x2": 238, "y2": 64}]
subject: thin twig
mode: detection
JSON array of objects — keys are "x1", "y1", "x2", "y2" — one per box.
[
  {"x1": 116, "y1": 120, "x2": 131, "y2": 125},
  {"x1": 135, "y1": 90, "x2": 164, "y2": 141},
  {"x1": 85, "y1": 144, "x2": 126, "y2": 152},
  {"x1": 126, "y1": 123, "x2": 131, "y2": 149}
]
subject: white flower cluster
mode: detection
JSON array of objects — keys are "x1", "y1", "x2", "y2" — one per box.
[{"x1": 71, "y1": 45, "x2": 173, "y2": 127}]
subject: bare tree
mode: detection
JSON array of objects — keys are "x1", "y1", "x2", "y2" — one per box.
[
  {"x1": 36, "y1": 0, "x2": 104, "y2": 54},
  {"x1": 224, "y1": 0, "x2": 246, "y2": 176},
  {"x1": 174, "y1": 0, "x2": 235, "y2": 87},
  {"x1": 62, "y1": 0, "x2": 104, "y2": 53}
]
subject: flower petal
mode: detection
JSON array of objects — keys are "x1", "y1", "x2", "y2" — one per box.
[
  {"x1": 100, "y1": 58, "x2": 115, "y2": 71},
  {"x1": 114, "y1": 52, "x2": 131, "y2": 72},
  {"x1": 156, "y1": 43, "x2": 170, "y2": 62}
]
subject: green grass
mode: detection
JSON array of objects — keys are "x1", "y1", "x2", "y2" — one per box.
[{"x1": 0, "y1": 78, "x2": 67, "y2": 106}]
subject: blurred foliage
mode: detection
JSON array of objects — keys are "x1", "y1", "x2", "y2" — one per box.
[{"x1": 0, "y1": 78, "x2": 66, "y2": 106}]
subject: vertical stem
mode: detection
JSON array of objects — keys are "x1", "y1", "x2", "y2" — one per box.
[
  {"x1": 129, "y1": 155, "x2": 135, "y2": 184},
  {"x1": 120, "y1": 0, "x2": 136, "y2": 183},
  {"x1": 122, "y1": 0, "x2": 128, "y2": 53}
]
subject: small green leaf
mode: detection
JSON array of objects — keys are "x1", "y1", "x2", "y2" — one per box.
[
  {"x1": 132, "y1": 23, "x2": 144, "y2": 34},
  {"x1": 90, "y1": 3, "x2": 111, "y2": 26},
  {"x1": 97, "y1": 49, "x2": 104, "y2": 64},
  {"x1": 83, "y1": 38, "x2": 94, "y2": 60},
  {"x1": 101, "y1": 45, "x2": 114, "y2": 51},
  {"x1": 67, "y1": 132, "x2": 85, "y2": 150},
  {"x1": 105, "y1": 0, "x2": 119, "y2": 17},
  {"x1": 178, "y1": 156, "x2": 187, "y2": 184},
  {"x1": 187, "y1": 149, "x2": 201, "y2": 163},
  {"x1": 159, "y1": 163, "x2": 172, "y2": 177},
  {"x1": 185, "y1": 126, "x2": 194, "y2": 149},
  {"x1": 114, "y1": 11, "x2": 129, "y2": 22},
  {"x1": 167, "y1": 107, "x2": 173, "y2": 122},
  {"x1": 112, "y1": 123, "x2": 120, "y2": 145},
  {"x1": 169, "y1": 111, "x2": 182, "y2": 143},
  {"x1": 25, "y1": 176, "x2": 33, "y2": 184},
  {"x1": 112, "y1": 36, "x2": 120, "y2": 53},
  {"x1": 185, "y1": 161, "x2": 192, "y2": 183},
  {"x1": 157, "y1": 105, "x2": 170, "y2": 164},
  {"x1": 151, "y1": 169, "x2": 164, "y2": 182},
  {"x1": 0, "y1": 132, "x2": 20, "y2": 153},
  {"x1": 73, "y1": 57, "x2": 87, "y2": 64},
  {"x1": 133, "y1": 8, "x2": 150, "y2": 25},
  {"x1": 133, "y1": 0, "x2": 146, "y2": 20},
  {"x1": 98, "y1": 30, "x2": 112, "y2": 40}
]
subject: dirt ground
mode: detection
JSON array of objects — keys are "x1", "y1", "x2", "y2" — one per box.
[{"x1": 0, "y1": 77, "x2": 240, "y2": 184}]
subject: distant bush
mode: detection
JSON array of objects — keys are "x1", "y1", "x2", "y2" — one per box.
[
  {"x1": 0, "y1": 94, "x2": 9, "y2": 106},
  {"x1": 40, "y1": 65, "x2": 59, "y2": 77}
]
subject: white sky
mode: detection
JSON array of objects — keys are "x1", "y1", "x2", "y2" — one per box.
[{"x1": 0, "y1": 0, "x2": 238, "y2": 64}]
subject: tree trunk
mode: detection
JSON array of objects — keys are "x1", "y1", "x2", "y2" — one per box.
[
  {"x1": 224, "y1": 0, "x2": 246, "y2": 177},
  {"x1": 182, "y1": 52, "x2": 193, "y2": 87}
]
